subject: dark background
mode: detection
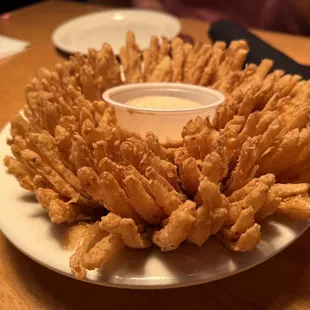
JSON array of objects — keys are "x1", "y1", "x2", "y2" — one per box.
[
  {"x1": 0, "y1": 0, "x2": 133, "y2": 14},
  {"x1": 1, "y1": 0, "x2": 42, "y2": 13}
]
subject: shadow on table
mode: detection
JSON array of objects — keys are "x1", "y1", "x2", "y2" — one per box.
[
  {"x1": 3, "y1": 226, "x2": 310, "y2": 310},
  {"x1": 56, "y1": 47, "x2": 71, "y2": 60}
]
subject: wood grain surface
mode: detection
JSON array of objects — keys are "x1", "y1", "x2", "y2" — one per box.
[{"x1": 1, "y1": 1, "x2": 310, "y2": 309}]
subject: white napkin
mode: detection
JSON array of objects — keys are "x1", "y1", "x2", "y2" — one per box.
[{"x1": 0, "y1": 35, "x2": 30, "y2": 60}]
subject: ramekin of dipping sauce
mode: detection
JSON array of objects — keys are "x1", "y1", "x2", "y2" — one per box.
[{"x1": 102, "y1": 83, "x2": 225, "y2": 144}]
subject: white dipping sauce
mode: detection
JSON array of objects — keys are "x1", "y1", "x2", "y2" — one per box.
[{"x1": 126, "y1": 96, "x2": 201, "y2": 109}]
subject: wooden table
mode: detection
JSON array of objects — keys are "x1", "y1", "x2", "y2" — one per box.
[{"x1": 1, "y1": 1, "x2": 310, "y2": 309}]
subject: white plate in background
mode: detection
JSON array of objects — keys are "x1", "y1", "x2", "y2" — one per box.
[
  {"x1": 52, "y1": 9, "x2": 181, "y2": 54},
  {"x1": 0, "y1": 122, "x2": 309, "y2": 289}
]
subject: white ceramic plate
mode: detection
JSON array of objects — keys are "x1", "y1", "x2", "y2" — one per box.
[
  {"x1": 0, "y1": 123, "x2": 309, "y2": 289},
  {"x1": 51, "y1": 9, "x2": 181, "y2": 54}
]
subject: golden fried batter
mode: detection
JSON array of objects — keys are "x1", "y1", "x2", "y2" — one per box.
[
  {"x1": 188, "y1": 178, "x2": 228, "y2": 246},
  {"x1": 152, "y1": 200, "x2": 196, "y2": 251},
  {"x1": 124, "y1": 175, "x2": 165, "y2": 224},
  {"x1": 119, "y1": 31, "x2": 142, "y2": 83},
  {"x1": 276, "y1": 196, "x2": 310, "y2": 219},
  {"x1": 5, "y1": 32, "x2": 310, "y2": 280},
  {"x1": 218, "y1": 223, "x2": 261, "y2": 252}
]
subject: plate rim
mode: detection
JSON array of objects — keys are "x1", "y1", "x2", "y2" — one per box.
[
  {"x1": 2, "y1": 214, "x2": 309, "y2": 290},
  {"x1": 51, "y1": 9, "x2": 182, "y2": 55}
]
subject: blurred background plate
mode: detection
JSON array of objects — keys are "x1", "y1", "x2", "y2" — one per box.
[{"x1": 51, "y1": 9, "x2": 181, "y2": 54}]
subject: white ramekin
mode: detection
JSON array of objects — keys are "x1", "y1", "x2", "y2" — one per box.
[{"x1": 102, "y1": 83, "x2": 224, "y2": 144}]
